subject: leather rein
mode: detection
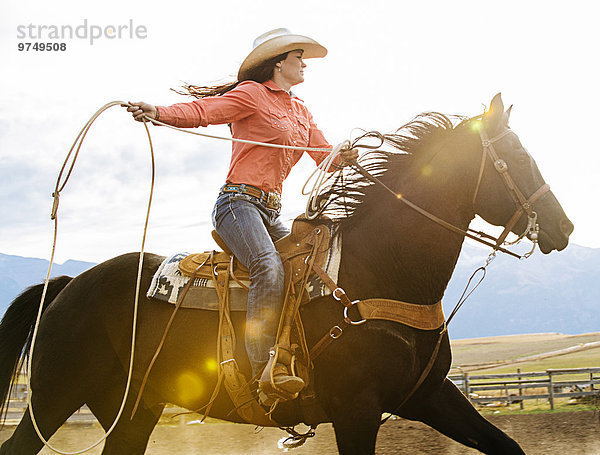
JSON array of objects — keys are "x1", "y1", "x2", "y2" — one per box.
[
  {"x1": 346, "y1": 126, "x2": 551, "y2": 260},
  {"x1": 305, "y1": 125, "x2": 552, "y2": 420}
]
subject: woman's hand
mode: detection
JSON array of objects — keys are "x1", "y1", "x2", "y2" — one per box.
[
  {"x1": 340, "y1": 147, "x2": 359, "y2": 166},
  {"x1": 125, "y1": 101, "x2": 158, "y2": 122}
]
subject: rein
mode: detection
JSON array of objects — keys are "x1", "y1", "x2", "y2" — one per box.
[
  {"x1": 35, "y1": 102, "x2": 550, "y2": 450},
  {"x1": 304, "y1": 124, "x2": 552, "y2": 422},
  {"x1": 339, "y1": 127, "x2": 550, "y2": 260},
  {"x1": 31, "y1": 102, "x2": 346, "y2": 454}
]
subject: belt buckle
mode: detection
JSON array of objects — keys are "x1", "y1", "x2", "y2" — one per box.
[{"x1": 266, "y1": 192, "x2": 281, "y2": 211}]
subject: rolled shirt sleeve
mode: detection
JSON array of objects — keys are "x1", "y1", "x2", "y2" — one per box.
[
  {"x1": 152, "y1": 80, "x2": 339, "y2": 193},
  {"x1": 156, "y1": 83, "x2": 258, "y2": 128}
]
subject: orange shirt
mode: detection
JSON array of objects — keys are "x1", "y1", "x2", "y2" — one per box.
[{"x1": 156, "y1": 80, "x2": 336, "y2": 194}]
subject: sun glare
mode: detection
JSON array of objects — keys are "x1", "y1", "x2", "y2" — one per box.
[
  {"x1": 471, "y1": 121, "x2": 482, "y2": 132},
  {"x1": 205, "y1": 358, "x2": 218, "y2": 372},
  {"x1": 176, "y1": 372, "x2": 204, "y2": 404}
]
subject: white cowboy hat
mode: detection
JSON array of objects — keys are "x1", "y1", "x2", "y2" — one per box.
[{"x1": 238, "y1": 28, "x2": 327, "y2": 80}]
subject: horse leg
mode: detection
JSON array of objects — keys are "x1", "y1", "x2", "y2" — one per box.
[
  {"x1": 327, "y1": 387, "x2": 382, "y2": 455},
  {"x1": 87, "y1": 385, "x2": 164, "y2": 455},
  {"x1": 401, "y1": 378, "x2": 524, "y2": 454},
  {"x1": 99, "y1": 403, "x2": 163, "y2": 455},
  {"x1": 0, "y1": 394, "x2": 85, "y2": 455}
]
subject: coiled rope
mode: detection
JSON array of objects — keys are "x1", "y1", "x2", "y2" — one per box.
[
  {"x1": 30, "y1": 101, "x2": 346, "y2": 454},
  {"x1": 29, "y1": 101, "x2": 155, "y2": 454}
]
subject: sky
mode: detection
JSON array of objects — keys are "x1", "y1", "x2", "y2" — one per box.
[{"x1": 1, "y1": 0, "x2": 598, "y2": 264}]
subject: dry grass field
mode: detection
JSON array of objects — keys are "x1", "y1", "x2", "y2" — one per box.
[{"x1": 450, "y1": 332, "x2": 600, "y2": 373}]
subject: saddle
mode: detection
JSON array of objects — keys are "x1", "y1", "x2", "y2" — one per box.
[
  {"x1": 176, "y1": 216, "x2": 332, "y2": 426},
  {"x1": 171, "y1": 215, "x2": 446, "y2": 426},
  {"x1": 178, "y1": 217, "x2": 331, "y2": 291}
]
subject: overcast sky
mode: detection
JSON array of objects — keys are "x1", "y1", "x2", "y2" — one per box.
[{"x1": 1, "y1": 0, "x2": 598, "y2": 264}]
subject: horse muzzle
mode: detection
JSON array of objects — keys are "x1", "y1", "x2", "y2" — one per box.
[{"x1": 535, "y1": 191, "x2": 573, "y2": 254}]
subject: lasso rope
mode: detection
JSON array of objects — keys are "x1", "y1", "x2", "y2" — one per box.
[
  {"x1": 30, "y1": 101, "x2": 345, "y2": 454},
  {"x1": 302, "y1": 140, "x2": 350, "y2": 218},
  {"x1": 148, "y1": 115, "x2": 334, "y2": 152},
  {"x1": 29, "y1": 101, "x2": 155, "y2": 454},
  {"x1": 146, "y1": 115, "x2": 346, "y2": 219}
]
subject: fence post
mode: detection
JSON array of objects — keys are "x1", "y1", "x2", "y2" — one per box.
[
  {"x1": 548, "y1": 371, "x2": 555, "y2": 410},
  {"x1": 464, "y1": 373, "x2": 471, "y2": 403},
  {"x1": 517, "y1": 368, "x2": 524, "y2": 410}
]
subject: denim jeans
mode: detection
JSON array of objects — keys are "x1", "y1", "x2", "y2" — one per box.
[{"x1": 211, "y1": 190, "x2": 290, "y2": 376}]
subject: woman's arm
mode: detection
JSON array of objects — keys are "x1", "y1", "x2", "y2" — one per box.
[{"x1": 126, "y1": 82, "x2": 260, "y2": 128}]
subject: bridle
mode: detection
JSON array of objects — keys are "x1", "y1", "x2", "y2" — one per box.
[
  {"x1": 346, "y1": 123, "x2": 551, "y2": 260},
  {"x1": 470, "y1": 125, "x2": 551, "y2": 257},
  {"x1": 329, "y1": 124, "x2": 554, "y2": 422}
]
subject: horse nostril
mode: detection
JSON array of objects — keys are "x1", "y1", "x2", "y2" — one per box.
[{"x1": 560, "y1": 218, "x2": 574, "y2": 236}]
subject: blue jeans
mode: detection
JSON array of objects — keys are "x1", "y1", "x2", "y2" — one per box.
[{"x1": 211, "y1": 190, "x2": 290, "y2": 376}]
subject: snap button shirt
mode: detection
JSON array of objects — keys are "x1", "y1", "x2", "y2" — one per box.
[{"x1": 157, "y1": 80, "x2": 338, "y2": 194}]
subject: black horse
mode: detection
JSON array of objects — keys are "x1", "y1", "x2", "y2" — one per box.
[{"x1": 0, "y1": 94, "x2": 573, "y2": 454}]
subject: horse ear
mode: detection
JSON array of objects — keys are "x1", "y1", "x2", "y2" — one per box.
[
  {"x1": 503, "y1": 104, "x2": 513, "y2": 126},
  {"x1": 484, "y1": 93, "x2": 505, "y2": 132}
]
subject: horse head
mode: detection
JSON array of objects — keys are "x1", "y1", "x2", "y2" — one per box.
[{"x1": 472, "y1": 93, "x2": 573, "y2": 253}]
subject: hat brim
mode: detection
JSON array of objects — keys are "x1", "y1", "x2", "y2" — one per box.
[{"x1": 238, "y1": 34, "x2": 327, "y2": 81}]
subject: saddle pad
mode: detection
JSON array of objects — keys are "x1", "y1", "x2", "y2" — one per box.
[{"x1": 146, "y1": 232, "x2": 342, "y2": 310}]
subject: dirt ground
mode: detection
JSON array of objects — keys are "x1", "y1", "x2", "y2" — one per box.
[
  {"x1": 0, "y1": 410, "x2": 598, "y2": 454},
  {"x1": 375, "y1": 411, "x2": 600, "y2": 454}
]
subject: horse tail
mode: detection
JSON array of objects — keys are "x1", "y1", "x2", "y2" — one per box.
[{"x1": 0, "y1": 276, "x2": 73, "y2": 418}]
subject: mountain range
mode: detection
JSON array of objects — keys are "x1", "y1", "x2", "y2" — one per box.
[
  {"x1": 0, "y1": 243, "x2": 598, "y2": 339},
  {"x1": 441, "y1": 243, "x2": 599, "y2": 338},
  {"x1": 0, "y1": 253, "x2": 96, "y2": 313}
]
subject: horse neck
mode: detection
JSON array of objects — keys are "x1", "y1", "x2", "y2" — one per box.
[{"x1": 338, "y1": 140, "x2": 479, "y2": 305}]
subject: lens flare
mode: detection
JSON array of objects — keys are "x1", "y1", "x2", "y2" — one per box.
[
  {"x1": 176, "y1": 372, "x2": 204, "y2": 405},
  {"x1": 471, "y1": 121, "x2": 482, "y2": 131},
  {"x1": 421, "y1": 165, "x2": 432, "y2": 176},
  {"x1": 205, "y1": 358, "x2": 218, "y2": 372},
  {"x1": 396, "y1": 193, "x2": 403, "y2": 199}
]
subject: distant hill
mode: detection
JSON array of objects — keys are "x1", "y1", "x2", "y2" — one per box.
[
  {"x1": 443, "y1": 243, "x2": 600, "y2": 338},
  {"x1": 0, "y1": 253, "x2": 95, "y2": 316},
  {"x1": 0, "y1": 244, "x2": 598, "y2": 339}
]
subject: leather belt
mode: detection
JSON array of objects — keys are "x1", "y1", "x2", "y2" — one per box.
[{"x1": 222, "y1": 183, "x2": 282, "y2": 211}]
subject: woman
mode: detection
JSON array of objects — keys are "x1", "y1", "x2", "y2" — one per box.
[{"x1": 127, "y1": 29, "x2": 358, "y2": 398}]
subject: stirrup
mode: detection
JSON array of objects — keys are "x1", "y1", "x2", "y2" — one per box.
[{"x1": 258, "y1": 352, "x2": 305, "y2": 405}]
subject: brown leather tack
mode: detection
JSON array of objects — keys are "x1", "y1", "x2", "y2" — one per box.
[
  {"x1": 179, "y1": 250, "x2": 249, "y2": 281},
  {"x1": 174, "y1": 216, "x2": 334, "y2": 424},
  {"x1": 357, "y1": 299, "x2": 445, "y2": 330},
  {"x1": 179, "y1": 219, "x2": 330, "y2": 291}
]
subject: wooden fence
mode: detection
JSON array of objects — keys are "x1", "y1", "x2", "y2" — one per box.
[
  {"x1": 449, "y1": 367, "x2": 600, "y2": 409},
  {"x1": 4, "y1": 367, "x2": 599, "y2": 425},
  {"x1": 3, "y1": 384, "x2": 188, "y2": 425}
]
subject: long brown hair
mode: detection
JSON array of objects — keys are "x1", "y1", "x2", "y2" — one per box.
[{"x1": 172, "y1": 52, "x2": 289, "y2": 99}]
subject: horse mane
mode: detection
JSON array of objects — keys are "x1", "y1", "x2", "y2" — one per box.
[{"x1": 317, "y1": 112, "x2": 471, "y2": 227}]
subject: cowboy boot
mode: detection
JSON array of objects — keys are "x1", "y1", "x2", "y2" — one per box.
[{"x1": 258, "y1": 347, "x2": 305, "y2": 404}]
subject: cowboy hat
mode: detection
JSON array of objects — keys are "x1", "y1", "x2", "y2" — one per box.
[{"x1": 238, "y1": 28, "x2": 327, "y2": 81}]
